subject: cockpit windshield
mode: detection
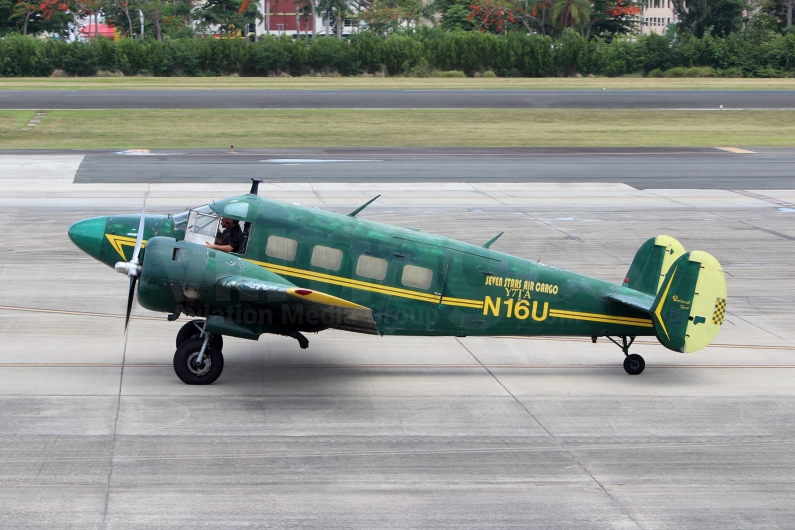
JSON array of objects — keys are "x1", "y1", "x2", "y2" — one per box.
[
  {"x1": 174, "y1": 205, "x2": 221, "y2": 247},
  {"x1": 173, "y1": 204, "x2": 214, "y2": 233},
  {"x1": 172, "y1": 203, "x2": 250, "y2": 255},
  {"x1": 172, "y1": 210, "x2": 189, "y2": 233}
]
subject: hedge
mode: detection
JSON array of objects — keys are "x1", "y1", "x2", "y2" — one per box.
[{"x1": 1, "y1": 30, "x2": 794, "y2": 77}]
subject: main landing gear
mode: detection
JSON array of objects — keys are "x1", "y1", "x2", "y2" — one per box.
[
  {"x1": 596, "y1": 335, "x2": 645, "y2": 375},
  {"x1": 171, "y1": 320, "x2": 310, "y2": 385},
  {"x1": 173, "y1": 320, "x2": 224, "y2": 385}
]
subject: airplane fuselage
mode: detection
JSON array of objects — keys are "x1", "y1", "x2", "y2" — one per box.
[
  {"x1": 72, "y1": 194, "x2": 655, "y2": 339},
  {"x1": 216, "y1": 196, "x2": 654, "y2": 338}
]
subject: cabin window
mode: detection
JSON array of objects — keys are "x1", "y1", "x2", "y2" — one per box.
[
  {"x1": 356, "y1": 255, "x2": 388, "y2": 281},
  {"x1": 311, "y1": 245, "x2": 343, "y2": 271},
  {"x1": 266, "y1": 235, "x2": 298, "y2": 261},
  {"x1": 401, "y1": 264, "x2": 433, "y2": 290}
]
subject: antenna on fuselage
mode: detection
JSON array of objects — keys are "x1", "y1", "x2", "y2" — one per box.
[
  {"x1": 348, "y1": 194, "x2": 381, "y2": 217},
  {"x1": 482, "y1": 232, "x2": 504, "y2": 249},
  {"x1": 250, "y1": 178, "x2": 262, "y2": 195}
]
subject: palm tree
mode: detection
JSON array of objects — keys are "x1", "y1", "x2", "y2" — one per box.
[
  {"x1": 406, "y1": 0, "x2": 436, "y2": 28},
  {"x1": 550, "y1": 0, "x2": 590, "y2": 28},
  {"x1": 317, "y1": 0, "x2": 351, "y2": 35}
]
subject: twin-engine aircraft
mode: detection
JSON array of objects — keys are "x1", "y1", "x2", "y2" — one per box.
[{"x1": 68, "y1": 179, "x2": 727, "y2": 385}]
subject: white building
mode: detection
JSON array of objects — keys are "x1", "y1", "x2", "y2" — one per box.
[{"x1": 640, "y1": 0, "x2": 678, "y2": 35}]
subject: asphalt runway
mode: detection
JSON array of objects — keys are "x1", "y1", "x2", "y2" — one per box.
[
  {"x1": 1, "y1": 89, "x2": 794, "y2": 109},
  {"x1": 66, "y1": 147, "x2": 795, "y2": 189},
  {"x1": 1, "y1": 155, "x2": 795, "y2": 528}
]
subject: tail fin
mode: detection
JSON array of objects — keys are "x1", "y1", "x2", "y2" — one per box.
[
  {"x1": 610, "y1": 237, "x2": 727, "y2": 353},
  {"x1": 651, "y1": 251, "x2": 727, "y2": 353},
  {"x1": 625, "y1": 235, "x2": 686, "y2": 296}
]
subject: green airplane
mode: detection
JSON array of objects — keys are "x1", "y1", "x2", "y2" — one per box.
[{"x1": 68, "y1": 179, "x2": 727, "y2": 385}]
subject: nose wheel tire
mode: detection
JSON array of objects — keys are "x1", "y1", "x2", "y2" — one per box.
[
  {"x1": 175, "y1": 320, "x2": 223, "y2": 351},
  {"x1": 623, "y1": 353, "x2": 645, "y2": 375},
  {"x1": 173, "y1": 337, "x2": 224, "y2": 385}
]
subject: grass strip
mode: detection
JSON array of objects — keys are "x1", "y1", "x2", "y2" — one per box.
[
  {"x1": 1, "y1": 77, "x2": 795, "y2": 91},
  {"x1": 2, "y1": 109, "x2": 794, "y2": 148}
]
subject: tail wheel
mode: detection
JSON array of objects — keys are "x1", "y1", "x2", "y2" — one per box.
[
  {"x1": 175, "y1": 320, "x2": 223, "y2": 351},
  {"x1": 173, "y1": 337, "x2": 224, "y2": 385},
  {"x1": 623, "y1": 353, "x2": 645, "y2": 375}
]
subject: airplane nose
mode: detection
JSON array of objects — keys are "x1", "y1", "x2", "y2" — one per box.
[{"x1": 68, "y1": 216, "x2": 108, "y2": 259}]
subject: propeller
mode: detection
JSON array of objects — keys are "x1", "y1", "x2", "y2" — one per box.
[{"x1": 114, "y1": 201, "x2": 147, "y2": 331}]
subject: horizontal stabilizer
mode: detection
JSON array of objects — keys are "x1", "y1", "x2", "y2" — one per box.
[{"x1": 606, "y1": 290, "x2": 656, "y2": 313}]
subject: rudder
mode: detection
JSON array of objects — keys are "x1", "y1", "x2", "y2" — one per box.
[{"x1": 651, "y1": 251, "x2": 727, "y2": 353}]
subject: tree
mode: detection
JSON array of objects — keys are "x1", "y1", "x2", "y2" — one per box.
[
  {"x1": 10, "y1": 0, "x2": 37, "y2": 34},
  {"x1": 9, "y1": 0, "x2": 70, "y2": 35},
  {"x1": 134, "y1": 0, "x2": 167, "y2": 39},
  {"x1": 359, "y1": 0, "x2": 403, "y2": 33},
  {"x1": 463, "y1": 0, "x2": 552, "y2": 35},
  {"x1": 467, "y1": 0, "x2": 516, "y2": 31},
  {"x1": 672, "y1": 0, "x2": 745, "y2": 36},
  {"x1": 550, "y1": 0, "x2": 591, "y2": 29},
  {"x1": 437, "y1": 0, "x2": 475, "y2": 31},
  {"x1": 584, "y1": 0, "x2": 640, "y2": 38},
  {"x1": 360, "y1": 0, "x2": 434, "y2": 33},
  {"x1": 318, "y1": 0, "x2": 352, "y2": 36},
  {"x1": 784, "y1": 0, "x2": 794, "y2": 30},
  {"x1": 294, "y1": 0, "x2": 318, "y2": 35},
  {"x1": 101, "y1": 0, "x2": 138, "y2": 37},
  {"x1": 72, "y1": 0, "x2": 103, "y2": 39},
  {"x1": 195, "y1": 0, "x2": 260, "y2": 36}
]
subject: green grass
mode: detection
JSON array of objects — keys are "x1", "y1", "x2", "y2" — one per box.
[
  {"x1": 2, "y1": 76, "x2": 795, "y2": 91},
  {"x1": 2, "y1": 109, "x2": 794, "y2": 148}
]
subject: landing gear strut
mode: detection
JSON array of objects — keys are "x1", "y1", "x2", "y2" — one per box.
[
  {"x1": 176, "y1": 319, "x2": 223, "y2": 351},
  {"x1": 604, "y1": 335, "x2": 645, "y2": 375}
]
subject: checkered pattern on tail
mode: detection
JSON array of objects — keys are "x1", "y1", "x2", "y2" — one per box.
[{"x1": 712, "y1": 298, "x2": 726, "y2": 325}]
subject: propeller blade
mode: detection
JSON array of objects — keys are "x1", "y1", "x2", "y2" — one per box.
[
  {"x1": 125, "y1": 275, "x2": 137, "y2": 331},
  {"x1": 130, "y1": 200, "x2": 147, "y2": 266}
]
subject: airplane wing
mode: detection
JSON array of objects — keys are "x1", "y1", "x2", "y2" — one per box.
[{"x1": 216, "y1": 276, "x2": 378, "y2": 335}]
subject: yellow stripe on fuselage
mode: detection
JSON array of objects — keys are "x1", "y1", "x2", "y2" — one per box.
[
  {"x1": 247, "y1": 260, "x2": 645, "y2": 324},
  {"x1": 442, "y1": 298, "x2": 485, "y2": 308},
  {"x1": 549, "y1": 309, "x2": 654, "y2": 328}
]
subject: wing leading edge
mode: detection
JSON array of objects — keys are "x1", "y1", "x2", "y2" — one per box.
[{"x1": 217, "y1": 275, "x2": 378, "y2": 335}]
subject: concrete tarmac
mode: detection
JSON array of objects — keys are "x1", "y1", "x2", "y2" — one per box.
[
  {"x1": 1, "y1": 155, "x2": 795, "y2": 528},
  {"x1": 67, "y1": 147, "x2": 795, "y2": 189},
  {"x1": 1, "y1": 89, "x2": 794, "y2": 109}
]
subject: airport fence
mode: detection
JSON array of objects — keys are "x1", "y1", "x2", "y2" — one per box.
[{"x1": 1, "y1": 30, "x2": 794, "y2": 77}]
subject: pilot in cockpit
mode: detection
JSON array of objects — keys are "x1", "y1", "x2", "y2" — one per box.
[{"x1": 206, "y1": 217, "x2": 243, "y2": 254}]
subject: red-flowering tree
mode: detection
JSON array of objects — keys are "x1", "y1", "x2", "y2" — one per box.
[
  {"x1": 584, "y1": 0, "x2": 641, "y2": 38},
  {"x1": 464, "y1": 0, "x2": 640, "y2": 37},
  {"x1": 11, "y1": 0, "x2": 69, "y2": 34},
  {"x1": 467, "y1": 0, "x2": 515, "y2": 32},
  {"x1": 465, "y1": 0, "x2": 555, "y2": 36}
]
